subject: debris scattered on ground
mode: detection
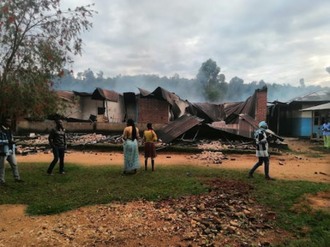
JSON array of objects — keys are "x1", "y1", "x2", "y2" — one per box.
[
  {"x1": 0, "y1": 179, "x2": 289, "y2": 247},
  {"x1": 15, "y1": 133, "x2": 283, "y2": 156},
  {"x1": 197, "y1": 140, "x2": 254, "y2": 150},
  {"x1": 187, "y1": 151, "x2": 226, "y2": 164}
]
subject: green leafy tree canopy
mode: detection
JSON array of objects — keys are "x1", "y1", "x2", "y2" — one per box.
[
  {"x1": 196, "y1": 59, "x2": 226, "y2": 102},
  {"x1": 0, "y1": 0, "x2": 96, "y2": 120}
]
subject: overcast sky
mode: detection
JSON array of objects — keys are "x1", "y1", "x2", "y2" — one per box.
[{"x1": 63, "y1": 0, "x2": 330, "y2": 87}]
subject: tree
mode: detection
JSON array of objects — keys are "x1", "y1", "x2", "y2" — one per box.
[
  {"x1": 0, "y1": 0, "x2": 96, "y2": 120},
  {"x1": 197, "y1": 59, "x2": 220, "y2": 86},
  {"x1": 196, "y1": 59, "x2": 224, "y2": 102},
  {"x1": 227, "y1": 76, "x2": 244, "y2": 101}
]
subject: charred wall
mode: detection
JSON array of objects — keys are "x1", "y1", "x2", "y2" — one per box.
[{"x1": 138, "y1": 98, "x2": 169, "y2": 124}]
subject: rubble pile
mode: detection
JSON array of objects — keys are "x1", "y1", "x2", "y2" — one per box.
[
  {"x1": 18, "y1": 133, "x2": 124, "y2": 146},
  {"x1": 68, "y1": 133, "x2": 122, "y2": 145},
  {"x1": 197, "y1": 140, "x2": 255, "y2": 151},
  {"x1": 197, "y1": 141, "x2": 232, "y2": 150},
  {"x1": 15, "y1": 145, "x2": 47, "y2": 155},
  {"x1": 19, "y1": 135, "x2": 49, "y2": 145},
  {"x1": 20, "y1": 179, "x2": 285, "y2": 246},
  {"x1": 16, "y1": 134, "x2": 281, "y2": 158},
  {"x1": 187, "y1": 151, "x2": 226, "y2": 164},
  {"x1": 152, "y1": 178, "x2": 282, "y2": 246},
  {"x1": 15, "y1": 133, "x2": 124, "y2": 155}
]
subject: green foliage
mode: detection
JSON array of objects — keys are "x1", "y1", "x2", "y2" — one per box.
[
  {"x1": 197, "y1": 59, "x2": 220, "y2": 86},
  {"x1": 203, "y1": 83, "x2": 222, "y2": 102},
  {"x1": 0, "y1": 0, "x2": 96, "y2": 119},
  {"x1": 196, "y1": 58, "x2": 225, "y2": 102}
]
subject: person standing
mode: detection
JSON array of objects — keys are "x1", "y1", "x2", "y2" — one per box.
[
  {"x1": 0, "y1": 116, "x2": 24, "y2": 185},
  {"x1": 47, "y1": 119, "x2": 67, "y2": 175},
  {"x1": 322, "y1": 118, "x2": 330, "y2": 148},
  {"x1": 122, "y1": 119, "x2": 141, "y2": 174},
  {"x1": 248, "y1": 121, "x2": 275, "y2": 180},
  {"x1": 143, "y1": 123, "x2": 158, "y2": 171},
  {"x1": 0, "y1": 124, "x2": 10, "y2": 186}
]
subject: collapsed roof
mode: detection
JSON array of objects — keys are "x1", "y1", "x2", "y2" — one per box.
[
  {"x1": 58, "y1": 86, "x2": 279, "y2": 143},
  {"x1": 157, "y1": 114, "x2": 204, "y2": 143},
  {"x1": 153, "y1": 86, "x2": 284, "y2": 144},
  {"x1": 157, "y1": 113, "x2": 283, "y2": 144},
  {"x1": 57, "y1": 91, "x2": 77, "y2": 102},
  {"x1": 157, "y1": 114, "x2": 253, "y2": 144},
  {"x1": 138, "y1": 86, "x2": 267, "y2": 126},
  {"x1": 92, "y1": 87, "x2": 122, "y2": 102},
  {"x1": 138, "y1": 86, "x2": 189, "y2": 120}
]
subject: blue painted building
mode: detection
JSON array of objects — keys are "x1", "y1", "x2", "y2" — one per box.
[{"x1": 268, "y1": 88, "x2": 330, "y2": 138}]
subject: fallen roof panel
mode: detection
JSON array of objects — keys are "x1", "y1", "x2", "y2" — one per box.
[
  {"x1": 203, "y1": 124, "x2": 253, "y2": 142},
  {"x1": 186, "y1": 102, "x2": 226, "y2": 122},
  {"x1": 157, "y1": 115, "x2": 204, "y2": 144}
]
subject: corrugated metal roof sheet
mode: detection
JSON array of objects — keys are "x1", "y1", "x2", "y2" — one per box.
[
  {"x1": 186, "y1": 102, "x2": 226, "y2": 123},
  {"x1": 286, "y1": 88, "x2": 330, "y2": 103},
  {"x1": 224, "y1": 95, "x2": 256, "y2": 124},
  {"x1": 92, "y1": 88, "x2": 121, "y2": 102},
  {"x1": 301, "y1": 102, "x2": 330, "y2": 111},
  {"x1": 73, "y1": 91, "x2": 92, "y2": 97},
  {"x1": 239, "y1": 114, "x2": 284, "y2": 141},
  {"x1": 201, "y1": 124, "x2": 253, "y2": 142},
  {"x1": 138, "y1": 86, "x2": 181, "y2": 106},
  {"x1": 157, "y1": 114, "x2": 204, "y2": 143},
  {"x1": 57, "y1": 91, "x2": 75, "y2": 102},
  {"x1": 239, "y1": 114, "x2": 259, "y2": 129},
  {"x1": 138, "y1": 88, "x2": 152, "y2": 96},
  {"x1": 185, "y1": 87, "x2": 266, "y2": 124}
]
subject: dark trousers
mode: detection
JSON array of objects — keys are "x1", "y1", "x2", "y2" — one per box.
[
  {"x1": 47, "y1": 147, "x2": 65, "y2": 174},
  {"x1": 249, "y1": 157, "x2": 270, "y2": 178}
]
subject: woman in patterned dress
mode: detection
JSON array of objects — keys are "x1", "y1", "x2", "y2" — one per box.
[{"x1": 122, "y1": 119, "x2": 141, "y2": 174}]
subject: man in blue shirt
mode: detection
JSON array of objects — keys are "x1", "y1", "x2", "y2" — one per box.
[
  {"x1": 322, "y1": 118, "x2": 330, "y2": 148},
  {"x1": 0, "y1": 116, "x2": 24, "y2": 186}
]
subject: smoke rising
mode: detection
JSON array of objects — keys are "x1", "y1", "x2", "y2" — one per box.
[{"x1": 54, "y1": 70, "x2": 328, "y2": 103}]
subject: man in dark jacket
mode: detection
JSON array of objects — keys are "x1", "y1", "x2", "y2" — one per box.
[
  {"x1": 0, "y1": 116, "x2": 24, "y2": 186},
  {"x1": 47, "y1": 119, "x2": 67, "y2": 175}
]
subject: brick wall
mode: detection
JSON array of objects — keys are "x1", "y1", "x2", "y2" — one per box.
[
  {"x1": 255, "y1": 87, "x2": 267, "y2": 123},
  {"x1": 138, "y1": 98, "x2": 169, "y2": 124},
  {"x1": 238, "y1": 119, "x2": 254, "y2": 138}
]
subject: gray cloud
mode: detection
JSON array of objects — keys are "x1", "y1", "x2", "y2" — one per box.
[{"x1": 64, "y1": 0, "x2": 330, "y2": 87}]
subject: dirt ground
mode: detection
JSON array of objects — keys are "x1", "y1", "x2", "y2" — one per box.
[{"x1": 0, "y1": 138, "x2": 329, "y2": 246}]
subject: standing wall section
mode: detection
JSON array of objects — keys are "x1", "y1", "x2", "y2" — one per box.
[
  {"x1": 138, "y1": 98, "x2": 169, "y2": 124},
  {"x1": 255, "y1": 87, "x2": 267, "y2": 123}
]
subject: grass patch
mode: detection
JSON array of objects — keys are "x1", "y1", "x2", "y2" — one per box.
[
  {"x1": 246, "y1": 174, "x2": 330, "y2": 247},
  {"x1": 0, "y1": 163, "x2": 213, "y2": 215},
  {"x1": 1, "y1": 162, "x2": 329, "y2": 246}
]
